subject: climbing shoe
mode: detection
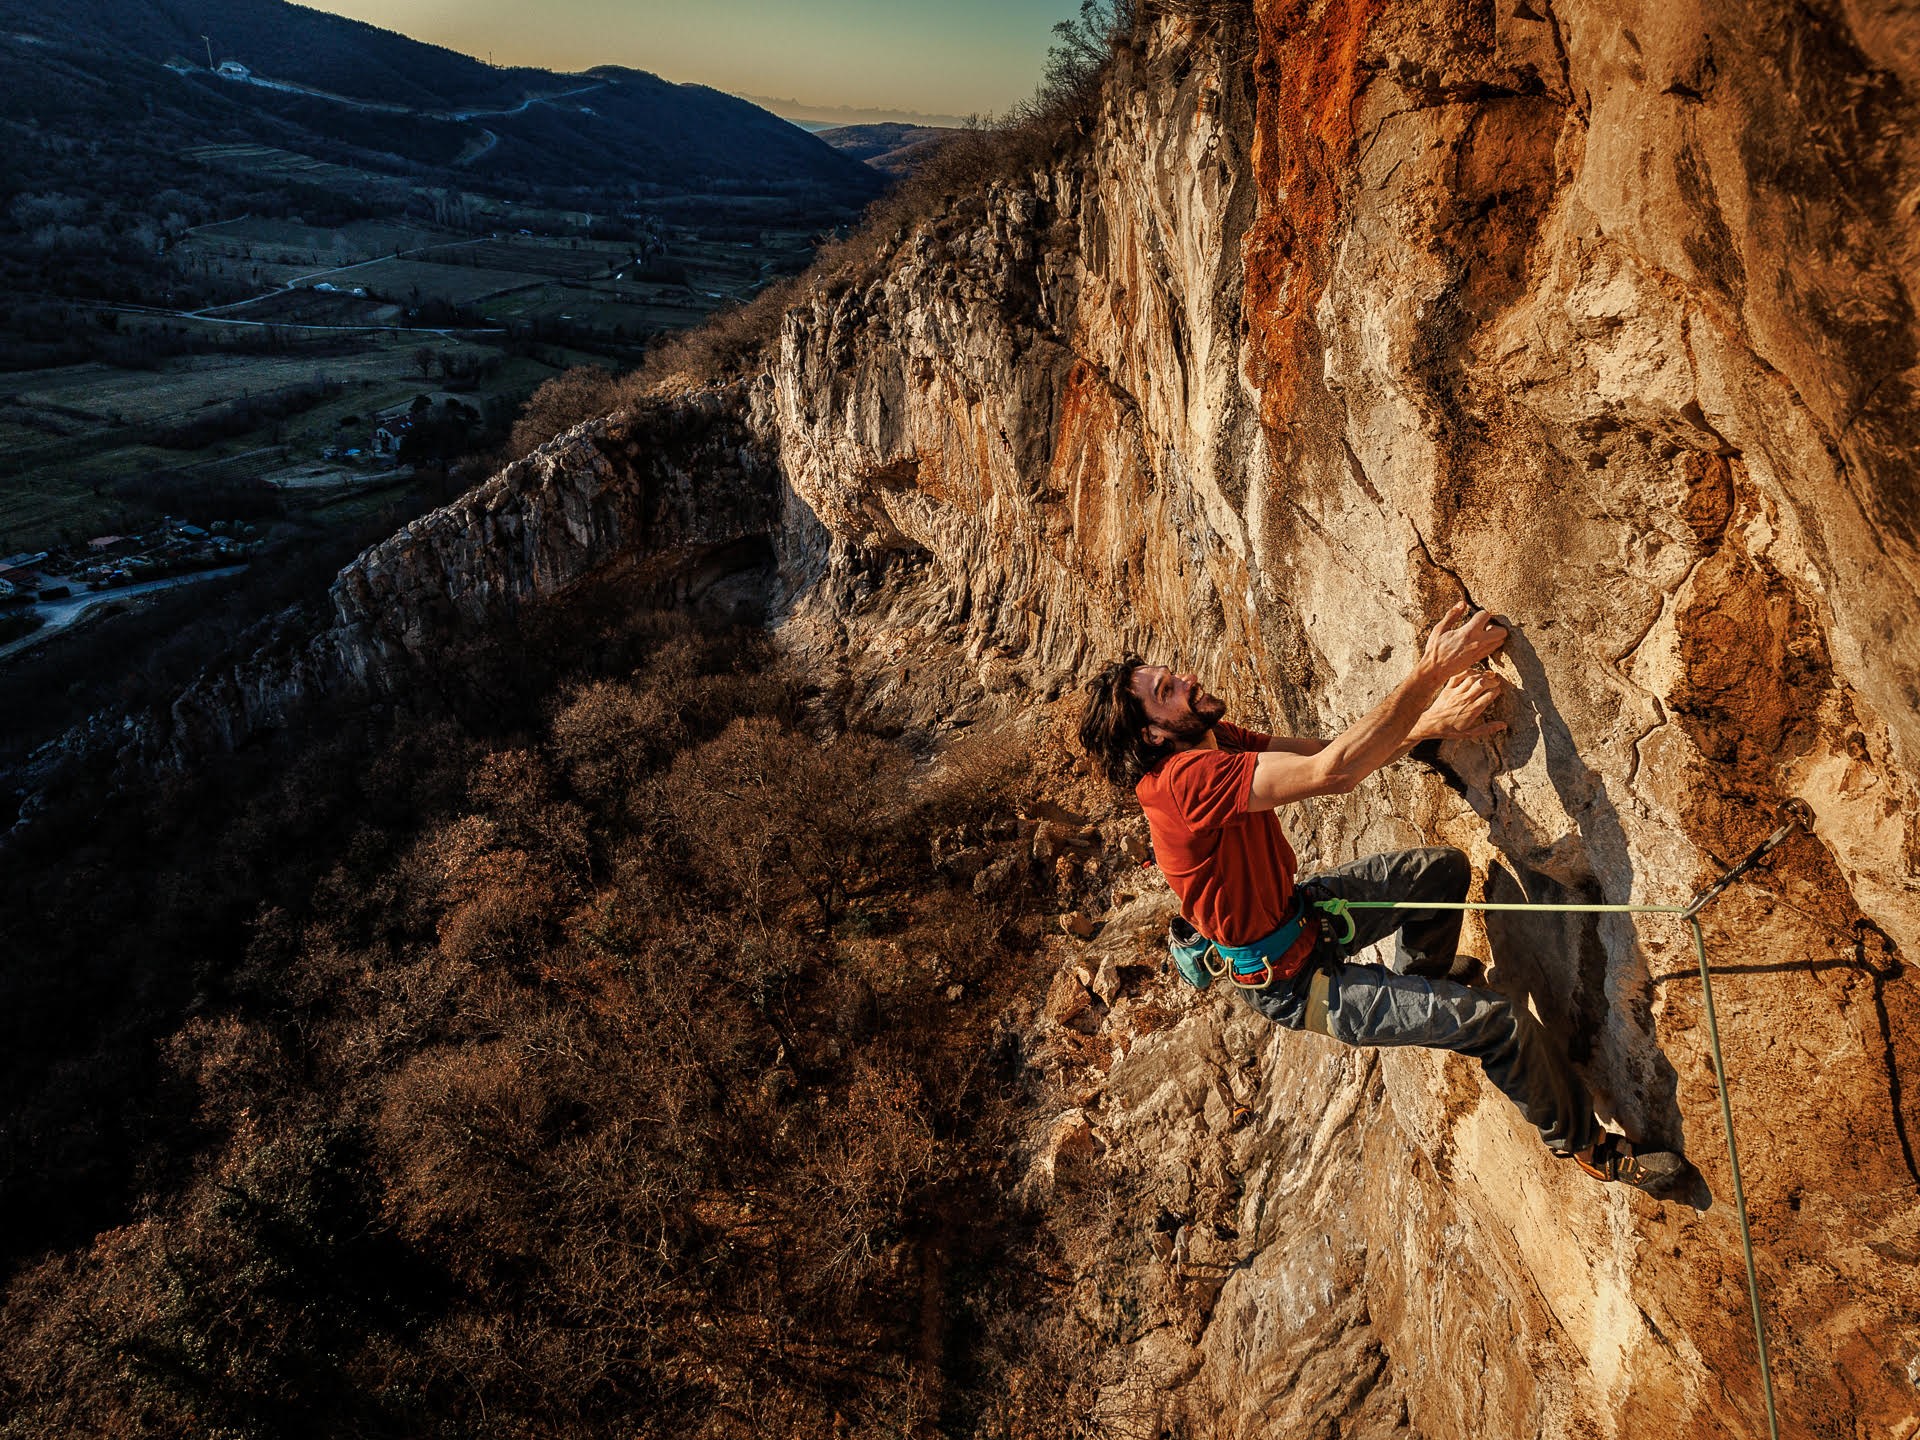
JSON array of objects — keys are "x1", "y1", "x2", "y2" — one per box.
[{"x1": 1575, "y1": 1133, "x2": 1699, "y2": 1200}]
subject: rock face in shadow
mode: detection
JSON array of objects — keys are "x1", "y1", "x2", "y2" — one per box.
[
  {"x1": 742, "y1": 4, "x2": 1920, "y2": 1435},
  {"x1": 27, "y1": 1, "x2": 1916, "y2": 1433},
  {"x1": 17, "y1": 391, "x2": 780, "y2": 784}
]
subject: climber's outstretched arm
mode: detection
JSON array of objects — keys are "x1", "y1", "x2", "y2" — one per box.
[
  {"x1": 1246, "y1": 605, "x2": 1507, "y2": 812},
  {"x1": 1274, "y1": 671, "x2": 1506, "y2": 763},
  {"x1": 1262, "y1": 736, "x2": 1328, "y2": 756}
]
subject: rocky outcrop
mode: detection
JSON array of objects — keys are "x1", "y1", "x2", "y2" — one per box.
[
  {"x1": 741, "y1": 3, "x2": 1920, "y2": 1434},
  {"x1": 8, "y1": 391, "x2": 776, "y2": 796}
]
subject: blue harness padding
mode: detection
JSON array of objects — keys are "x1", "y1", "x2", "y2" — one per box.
[
  {"x1": 1167, "y1": 923, "x2": 1217, "y2": 989},
  {"x1": 1168, "y1": 897, "x2": 1358, "y2": 992},
  {"x1": 1210, "y1": 906, "x2": 1313, "y2": 989}
]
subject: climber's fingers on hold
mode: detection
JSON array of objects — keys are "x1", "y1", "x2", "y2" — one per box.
[
  {"x1": 1425, "y1": 601, "x2": 1469, "y2": 653},
  {"x1": 1425, "y1": 605, "x2": 1510, "y2": 674},
  {"x1": 1438, "y1": 670, "x2": 1504, "y2": 715}
]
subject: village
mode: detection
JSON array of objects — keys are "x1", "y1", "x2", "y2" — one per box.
[{"x1": 0, "y1": 518, "x2": 256, "y2": 605}]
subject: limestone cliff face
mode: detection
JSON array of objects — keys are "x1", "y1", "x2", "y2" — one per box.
[{"x1": 748, "y1": 3, "x2": 1920, "y2": 1434}]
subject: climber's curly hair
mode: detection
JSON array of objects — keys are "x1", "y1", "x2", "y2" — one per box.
[{"x1": 1079, "y1": 656, "x2": 1172, "y2": 790}]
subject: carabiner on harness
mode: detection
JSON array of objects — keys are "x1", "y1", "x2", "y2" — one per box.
[{"x1": 1311, "y1": 897, "x2": 1357, "y2": 946}]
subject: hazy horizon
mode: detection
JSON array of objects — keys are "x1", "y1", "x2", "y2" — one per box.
[{"x1": 297, "y1": 0, "x2": 1079, "y2": 122}]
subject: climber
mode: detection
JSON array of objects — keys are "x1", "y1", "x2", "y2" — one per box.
[{"x1": 1077, "y1": 603, "x2": 1690, "y2": 1196}]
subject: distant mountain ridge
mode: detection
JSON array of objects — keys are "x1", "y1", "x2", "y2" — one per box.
[
  {"x1": 817, "y1": 123, "x2": 956, "y2": 179},
  {"x1": 0, "y1": 0, "x2": 884, "y2": 202},
  {"x1": 7, "y1": 0, "x2": 537, "y2": 109}
]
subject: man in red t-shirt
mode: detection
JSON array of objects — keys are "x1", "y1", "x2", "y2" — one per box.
[{"x1": 1078, "y1": 604, "x2": 1693, "y2": 1197}]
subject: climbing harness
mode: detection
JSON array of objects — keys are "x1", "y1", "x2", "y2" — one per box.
[
  {"x1": 1327, "y1": 802, "x2": 1813, "y2": 1440},
  {"x1": 1182, "y1": 898, "x2": 1361, "y2": 990},
  {"x1": 1205, "y1": 898, "x2": 1315, "y2": 989}
]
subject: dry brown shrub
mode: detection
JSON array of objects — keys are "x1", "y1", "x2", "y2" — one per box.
[
  {"x1": 377, "y1": 1037, "x2": 551, "y2": 1261},
  {"x1": 0, "y1": 1238, "x2": 170, "y2": 1437},
  {"x1": 796, "y1": 1057, "x2": 943, "y2": 1293},
  {"x1": 163, "y1": 1012, "x2": 288, "y2": 1127},
  {"x1": 468, "y1": 747, "x2": 547, "y2": 808},
  {"x1": 627, "y1": 274, "x2": 810, "y2": 394},
  {"x1": 428, "y1": 814, "x2": 566, "y2": 967},
  {"x1": 550, "y1": 676, "x2": 682, "y2": 806},
  {"x1": 665, "y1": 716, "x2": 914, "y2": 922},
  {"x1": 920, "y1": 898, "x2": 1012, "y2": 989},
  {"x1": 914, "y1": 725, "x2": 1033, "y2": 828},
  {"x1": 506, "y1": 364, "x2": 624, "y2": 459},
  {"x1": 467, "y1": 748, "x2": 593, "y2": 881}
]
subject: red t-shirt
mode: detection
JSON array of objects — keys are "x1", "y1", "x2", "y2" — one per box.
[{"x1": 1136, "y1": 720, "x2": 1298, "y2": 947}]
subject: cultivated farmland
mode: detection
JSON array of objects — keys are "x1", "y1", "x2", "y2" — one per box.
[{"x1": 0, "y1": 213, "x2": 822, "y2": 556}]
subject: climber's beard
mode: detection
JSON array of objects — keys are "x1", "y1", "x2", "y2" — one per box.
[{"x1": 1163, "y1": 686, "x2": 1227, "y2": 742}]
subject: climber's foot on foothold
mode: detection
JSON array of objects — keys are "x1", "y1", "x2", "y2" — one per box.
[{"x1": 1574, "y1": 1134, "x2": 1709, "y2": 1207}]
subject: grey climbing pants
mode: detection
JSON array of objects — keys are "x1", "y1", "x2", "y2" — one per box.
[{"x1": 1232, "y1": 847, "x2": 1599, "y2": 1156}]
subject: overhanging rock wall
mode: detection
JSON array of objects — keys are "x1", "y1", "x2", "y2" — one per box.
[{"x1": 749, "y1": 2, "x2": 1920, "y2": 1432}]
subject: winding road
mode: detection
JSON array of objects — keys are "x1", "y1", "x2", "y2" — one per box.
[{"x1": 0, "y1": 566, "x2": 252, "y2": 664}]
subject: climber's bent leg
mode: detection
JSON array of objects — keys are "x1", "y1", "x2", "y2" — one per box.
[
  {"x1": 1231, "y1": 847, "x2": 1596, "y2": 1154},
  {"x1": 1316, "y1": 963, "x2": 1599, "y2": 1155},
  {"x1": 1298, "y1": 846, "x2": 1470, "y2": 976}
]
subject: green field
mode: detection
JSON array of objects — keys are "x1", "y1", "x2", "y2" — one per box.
[
  {"x1": 478, "y1": 281, "x2": 708, "y2": 332},
  {"x1": 181, "y1": 145, "x2": 412, "y2": 199},
  {"x1": 189, "y1": 217, "x2": 449, "y2": 259},
  {"x1": 309, "y1": 257, "x2": 538, "y2": 305},
  {"x1": 0, "y1": 186, "x2": 826, "y2": 554},
  {"x1": 0, "y1": 337, "x2": 521, "y2": 552},
  {"x1": 438, "y1": 237, "x2": 631, "y2": 280}
]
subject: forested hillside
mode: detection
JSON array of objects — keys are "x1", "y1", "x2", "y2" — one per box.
[{"x1": 1, "y1": 577, "x2": 1098, "y2": 1438}]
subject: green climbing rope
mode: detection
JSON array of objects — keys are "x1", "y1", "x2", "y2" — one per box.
[{"x1": 1316, "y1": 807, "x2": 1809, "y2": 1440}]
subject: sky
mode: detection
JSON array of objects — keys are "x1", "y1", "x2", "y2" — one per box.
[{"x1": 300, "y1": 0, "x2": 1082, "y2": 125}]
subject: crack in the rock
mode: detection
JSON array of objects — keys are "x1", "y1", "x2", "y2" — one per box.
[
  {"x1": 1405, "y1": 518, "x2": 1481, "y2": 611},
  {"x1": 1327, "y1": 1340, "x2": 1395, "y2": 1426},
  {"x1": 1837, "y1": 364, "x2": 1907, "y2": 441},
  {"x1": 1337, "y1": 432, "x2": 1387, "y2": 509},
  {"x1": 1355, "y1": 106, "x2": 1414, "y2": 175},
  {"x1": 1853, "y1": 921, "x2": 1920, "y2": 1194},
  {"x1": 1608, "y1": 567, "x2": 1690, "y2": 667},
  {"x1": 1537, "y1": 0, "x2": 1588, "y2": 121},
  {"x1": 1599, "y1": 550, "x2": 1710, "y2": 739},
  {"x1": 1626, "y1": 713, "x2": 1669, "y2": 789},
  {"x1": 1590, "y1": 643, "x2": 1665, "y2": 711}
]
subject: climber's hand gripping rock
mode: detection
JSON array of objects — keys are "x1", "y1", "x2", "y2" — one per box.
[{"x1": 1410, "y1": 670, "x2": 1507, "y2": 744}]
